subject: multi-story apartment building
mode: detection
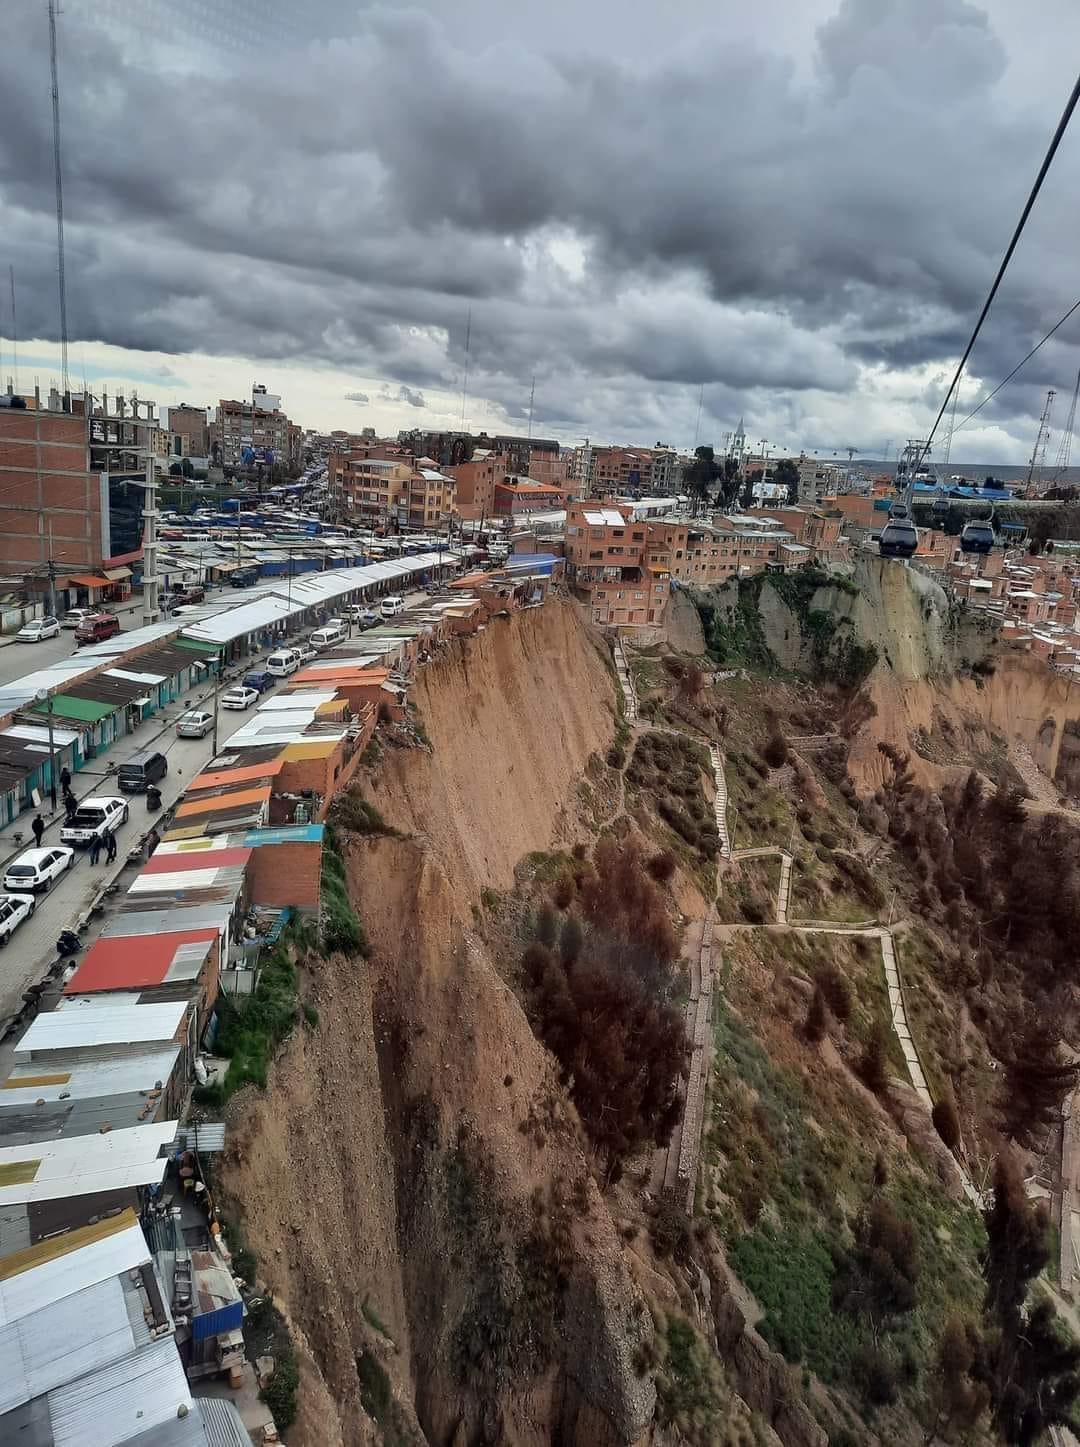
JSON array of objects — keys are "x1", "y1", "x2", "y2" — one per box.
[
  {"x1": 493, "y1": 477, "x2": 568, "y2": 516},
  {"x1": 330, "y1": 457, "x2": 414, "y2": 527},
  {"x1": 0, "y1": 397, "x2": 106, "y2": 571},
  {"x1": 398, "y1": 467, "x2": 456, "y2": 531},
  {"x1": 445, "y1": 448, "x2": 504, "y2": 521},
  {"x1": 797, "y1": 455, "x2": 843, "y2": 505},
  {"x1": 565, "y1": 500, "x2": 668, "y2": 626},
  {"x1": 590, "y1": 446, "x2": 654, "y2": 495},
  {"x1": 650, "y1": 445, "x2": 683, "y2": 496},
  {"x1": 167, "y1": 404, "x2": 210, "y2": 459},
  {"x1": 211, "y1": 386, "x2": 298, "y2": 470}
]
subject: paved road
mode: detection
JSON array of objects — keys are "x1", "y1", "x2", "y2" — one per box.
[{"x1": 0, "y1": 584, "x2": 432, "y2": 1034}]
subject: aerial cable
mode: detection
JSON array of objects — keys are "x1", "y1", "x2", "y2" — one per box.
[
  {"x1": 917, "y1": 71, "x2": 1080, "y2": 466},
  {"x1": 954, "y1": 296, "x2": 1080, "y2": 433}
]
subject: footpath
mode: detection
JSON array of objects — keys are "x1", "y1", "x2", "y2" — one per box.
[{"x1": 613, "y1": 637, "x2": 984, "y2": 1216}]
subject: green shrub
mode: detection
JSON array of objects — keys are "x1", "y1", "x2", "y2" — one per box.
[
  {"x1": 321, "y1": 829, "x2": 369, "y2": 956},
  {"x1": 261, "y1": 1348, "x2": 299, "y2": 1429}
]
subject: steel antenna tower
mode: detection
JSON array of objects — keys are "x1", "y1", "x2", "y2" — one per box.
[
  {"x1": 459, "y1": 307, "x2": 471, "y2": 431},
  {"x1": 9, "y1": 267, "x2": 19, "y2": 393},
  {"x1": 942, "y1": 369, "x2": 962, "y2": 477},
  {"x1": 1052, "y1": 368, "x2": 1080, "y2": 482},
  {"x1": 1025, "y1": 388, "x2": 1056, "y2": 493},
  {"x1": 526, "y1": 374, "x2": 535, "y2": 442},
  {"x1": 48, "y1": 0, "x2": 69, "y2": 397}
]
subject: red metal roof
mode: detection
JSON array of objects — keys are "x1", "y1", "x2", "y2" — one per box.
[
  {"x1": 141, "y1": 847, "x2": 252, "y2": 875},
  {"x1": 63, "y1": 928, "x2": 219, "y2": 994},
  {"x1": 191, "y1": 759, "x2": 283, "y2": 791}
]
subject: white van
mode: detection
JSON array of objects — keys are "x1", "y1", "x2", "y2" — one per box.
[
  {"x1": 266, "y1": 648, "x2": 302, "y2": 677},
  {"x1": 380, "y1": 595, "x2": 405, "y2": 618},
  {"x1": 310, "y1": 621, "x2": 347, "y2": 649}
]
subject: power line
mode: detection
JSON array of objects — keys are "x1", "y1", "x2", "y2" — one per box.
[
  {"x1": 915, "y1": 71, "x2": 1080, "y2": 472},
  {"x1": 48, "y1": 0, "x2": 69, "y2": 397},
  {"x1": 953, "y1": 297, "x2": 1080, "y2": 432}
]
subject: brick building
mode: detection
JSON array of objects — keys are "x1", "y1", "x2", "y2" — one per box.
[
  {"x1": 493, "y1": 477, "x2": 568, "y2": 516},
  {"x1": 589, "y1": 446, "x2": 654, "y2": 495},
  {"x1": 211, "y1": 388, "x2": 299, "y2": 471},
  {"x1": 0, "y1": 402, "x2": 105, "y2": 572},
  {"x1": 329, "y1": 456, "x2": 414, "y2": 526},
  {"x1": 564, "y1": 500, "x2": 668, "y2": 626},
  {"x1": 445, "y1": 449, "x2": 504, "y2": 520}
]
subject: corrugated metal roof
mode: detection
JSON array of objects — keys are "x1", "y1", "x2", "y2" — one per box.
[
  {"x1": 63, "y1": 931, "x2": 218, "y2": 995},
  {"x1": 190, "y1": 761, "x2": 282, "y2": 791},
  {"x1": 176, "y1": 786, "x2": 270, "y2": 818},
  {"x1": 197, "y1": 1396, "x2": 249, "y2": 1447},
  {"x1": 31, "y1": 695, "x2": 118, "y2": 724},
  {"x1": 102, "y1": 905, "x2": 232, "y2": 938},
  {"x1": 3, "y1": 723, "x2": 81, "y2": 747},
  {"x1": 260, "y1": 691, "x2": 338, "y2": 710},
  {"x1": 0, "y1": 1274, "x2": 136, "y2": 1414},
  {"x1": 0, "y1": 1212, "x2": 146, "y2": 1316},
  {"x1": 1, "y1": 1048, "x2": 180, "y2": 1106},
  {"x1": 140, "y1": 847, "x2": 251, "y2": 876},
  {"x1": 48, "y1": 1333, "x2": 195, "y2": 1447},
  {"x1": 15, "y1": 1001, "x2": 188, "y2": 1056},
  {"x1": 171, "y1": 1121, "x2": 226, "y2": 1154}
]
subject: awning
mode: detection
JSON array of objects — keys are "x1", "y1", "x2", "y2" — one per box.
[
  {"x1": 64, "y1": 573, "x2": 112, "y2": 589},
  {"x1": 103, "y1": 565, "x2": 133, "y2": 581}
]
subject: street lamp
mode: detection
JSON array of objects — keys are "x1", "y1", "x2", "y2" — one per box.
[{"x1": 34, "y1": 689, "x2": 58, "y2": 810}]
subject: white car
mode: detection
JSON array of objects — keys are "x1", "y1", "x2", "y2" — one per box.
[
  {"x1": 380, "y1": 595, "x2": 405, "y2": 618},
  {"x1": 221, "y1": 686, "x2": 258, "y2": 711},
  {"x1": 60, "y1": 796, "x2": 128, "y2": 847},
  {"x1": 17, "y1": 617, "x2": 60, "y2": 642},
  {"x1": 61, "y1": 607, "x2": 94, "y2": 629},
  {"x1": 176, "y1": 709, "x2": 214, "y2": 738},
  {"x1": 3, "y1": 845, "x2": 74, "y2": 892},
  {"x1": 0, "y1": 892, "x2": 36, "y2": 946},
  {"x1": 294, "y1": 640, "x2": 319, "y2": 663}
]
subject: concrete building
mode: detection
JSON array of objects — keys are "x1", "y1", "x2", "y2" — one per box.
[
  {"x1": 797, "y1": 455, "x2": 843, "y2": 505},
  {"x1": 650, "y1": 445, "x2": 683, "y2": 495},
  {"x1": 590, "y1": 446, "x2": 654, "y2": 495},
  {"x1": 211, "y1": 387, "x2": 298, "y2": 470},
  {"x1": 399, "y1": 467, "x2": 455, "y2": 531},
  {"x1": 167, "y1": 404, "x2": 210, "y2": 460},
  {"x1": 329, "y1": 456, "x2": 414, "y2": 526},
  {"x1": 564, "y1": 500, "x2": 668, "y2": 626}
]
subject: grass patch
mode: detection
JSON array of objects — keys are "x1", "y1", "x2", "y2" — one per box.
[
  {"x1": 329, "y1": 790, "x2": 398, "y2": 836},
  {"x1": 357, "y1": 1350, "x2": 393, "y2": 1428},
  {"x1": 321, "y1": 825, "x2": 369, "y2": 956},
  {"x1": 626, "y1": 731, "x2": 719, "y2": 873},
  {"x1": 716, "y1": 855, "x2": 780, "y2": 924},
  {"x1": 654, "y1": 1314, "x2": 732, "y2": 1444},
  {"x1": 212, "y1": 933, "x2": 302, "y2": 1097}
]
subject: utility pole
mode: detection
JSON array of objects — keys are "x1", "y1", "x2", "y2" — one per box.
[
  {"x1": 9, "y1": 266, "x2": 19, "y2": 394},
  {"x1": 1052, "y1": 368, "x2": 1080, "y2": 483},
  {"x1": 210, "y1": 648, "x2": 223, "y2": 755},
  {"x1": 142, "y1": 410, "x2": 160, "y2": 625},
  {"x1": 460, "y1": 307, "x2": 471, "y2": 431},
  {"x1": 48, "y1": 0, "x2": 69, "y2": 398},
  {"x1": 35, "y1": 689, "x2": 57, "y2": 810},
  {"x1": 526, "y1": 374, "x2": 535, "y2": 444}
]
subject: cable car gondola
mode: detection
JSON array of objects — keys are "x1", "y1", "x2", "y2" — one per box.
[
  {"x1": 879, "y1": 505, "x2": 918, "y2": 560},
  {"x1": 931, "y1": 495, "x2": 949, "y2": 518},
  {"x1": 959, "y1": 516, "x2": 995, "y2": 555}
]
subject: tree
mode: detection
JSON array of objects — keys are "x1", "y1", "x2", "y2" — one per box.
[
  {"x1": 536, "y1": 904, "x2": 558, "y2": 949},
  {"x1": 835, "y1": 1197, "x2": 919, "y2": 1342},
  {"x1": 559, "y1": 913, "x2": 584, "y2": 966},
  {"x1": 982, "y1": 1152, "x2": 1080, "y2": 1443},
  {"x1": 804, "y1": 984, "x2": 828, "y2": 1044},
  {"x1": 931, "y1": 1091, "x2": 962, "y2": 1152},
  {"x1": 998, "y1": 1015, "x2": 1080, "y2": 1149},
  {"x1": 684, "y1": 446, "x2": 722, "y2": 507},
  {"x1": 774, "y1": 456, "x2": 799, "y2": 504},
  {"x1": 924, "y1": 1317, "x2": 989, "y2": 1444},
  {"x1": 858, "y1": 1021, "x2": 889, "y2": 1094}
]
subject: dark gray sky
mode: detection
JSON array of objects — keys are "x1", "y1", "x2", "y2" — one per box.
[{"x1": 1, "y1": 0, "x2": 1078, "y2": 461}]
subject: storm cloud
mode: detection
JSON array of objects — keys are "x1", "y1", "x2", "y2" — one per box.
[{"x1": 0, "y1": 0, "x2": 1078, "y2": 459}]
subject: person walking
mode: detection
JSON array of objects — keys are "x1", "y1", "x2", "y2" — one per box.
[
  {"x1": 63, "y1": 789, "x2": 77, "y2": 821},
  {"x1": 59, "y1": 766, "x2": 71, "y2": 794},
  {"x1": 104, "y1": 829, "x2": 117, "y2": 864},
  {"x1": 31, "y1": 815, "x2": 44, "y2": 848},
  {"x1": 146, "y1": 827, "x2": 161, "y2": 858},
  {"x1": 89, "y1": 833, "x2": 102, "y2": 866}
]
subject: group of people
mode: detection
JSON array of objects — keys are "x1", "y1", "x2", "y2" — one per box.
[{"x1": 30, "y1": 807, "x2": 117, "y2": 863}]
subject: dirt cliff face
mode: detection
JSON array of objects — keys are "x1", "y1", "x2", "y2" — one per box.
[{"x1": 219, "y1": 604, "x2": 658, "y2": 1446}]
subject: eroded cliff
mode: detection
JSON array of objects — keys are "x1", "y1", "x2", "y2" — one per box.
[{"x1": 219, "y1": 603, "x2": 658, "y2": 1446}]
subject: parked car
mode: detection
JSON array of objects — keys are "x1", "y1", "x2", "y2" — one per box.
[
  {"x1": 0, "y1": 892, "x2": 36, "y2": 946},
  {"x1": 60, "y1": 796, "x2": 128, "y2": 847},
  {"x1": 116, "y1": 750, "x2": 168, "y2": 794},
  {"x1": 74, "y1": 613, "x2": 121, "y2": 645},
  {"x1": 175, "y1": 709, "x2": 214, "y2": 739},
  {"x1": 380, "y1": 595, "x2": 405, "y2": 618},
  {"x1": 294, "y1": 639, "x2": 320, "y2": 662},
  {"x1": 229, "y1": 567, "x2": 259, "y2": 588},
  {"x1": 3, "y1": 845, "x2": 74, "y2": 892},
  {"x1": 221, "y1": 685, "x2": 258, "y2": 710},
  {"x1": 175, "y1": 584, "x2": 205, "y2": 605},
  {"x1": 241, "y1": 670, "x2": 273, "y2": 694},
  {"x1": 355, "y1": 608, "x2": 380, "y2": 630},
  {"x1": 266, "y1": 648, "x2": 302, "y2": 677},
  {"x1": 17, "y1": 617, "x2": 60, "y2": 643},
  {"x1": 310, "y1": 622, "x2": 346, "y2": 649},
  {"x1": 62, "y1": 607, "x2": 94, "y2": 629}
]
